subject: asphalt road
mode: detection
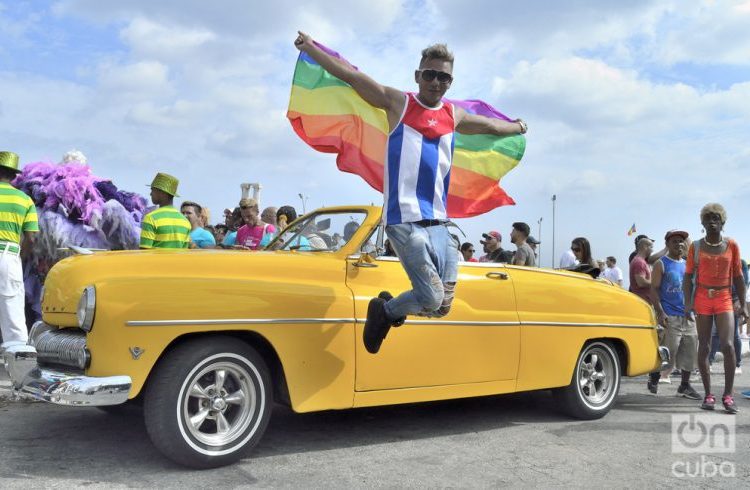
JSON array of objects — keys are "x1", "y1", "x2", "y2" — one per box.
[{"x1": 1, "y1": 365, "x2": 748, "y2": 488}]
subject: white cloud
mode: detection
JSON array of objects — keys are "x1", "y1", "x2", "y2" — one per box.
[
  {"x1": 98, "y1": 60, "x2": 171, "y2": 94},
  {"x1": 120, "y1": 17, "x2": 215, "y2": 59},
  {"x1": 4, "y1": 0, "x2": 750, "y2": 273}
]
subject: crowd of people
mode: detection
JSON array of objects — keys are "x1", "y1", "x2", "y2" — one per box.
[
  {"x1": 2, "y1": 156, "x2": 749, "y2": 413},
  {"x1": 623, "y1": 204, "x2": 749, "y2": 413}
]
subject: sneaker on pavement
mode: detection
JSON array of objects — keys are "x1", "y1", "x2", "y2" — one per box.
[
  {"x1": 735, "y1": 367, "x2": 742, "y2": 375},
  {"x1": 722, "y1": 394, "x2": 739, "y2": 414},
  {"x1": 740, "y1": 390, "x2": 750, "y2": 399},
  {"x1": 647, "y1": 379, "x2": 658, "y2": 394},
  {"x1": 363, "y1": 297, "x2": 391, "y2": 354},
  {"x1": 677, "y1": 384, "x2": 702, "y2": 400},
  {"x1": 658, "y1": 376, "x2": 671, "y2": 384},
  {"x1": 700, "y1": 394, "x2": 716, "y2": 411}
]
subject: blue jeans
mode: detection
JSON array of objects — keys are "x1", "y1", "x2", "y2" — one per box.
[{"x1": 383, "y1": 222, "x2": 458, "y2": 320}]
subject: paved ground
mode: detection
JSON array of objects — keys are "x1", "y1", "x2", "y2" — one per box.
[{"x1": 1, "y1": 345, "x2": 749, "y2": 488}]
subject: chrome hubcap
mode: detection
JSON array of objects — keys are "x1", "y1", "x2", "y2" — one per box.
[
  {"x1": 183, "y1": 361, "x2": 257, "y2": 447},
  {"x1": 577, "y1": 347, "x2": 615, "y2": 407}
]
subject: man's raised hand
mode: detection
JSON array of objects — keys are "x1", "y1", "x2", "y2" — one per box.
[{"x1": 294, "y1": 31, "x2": 313, "y2": 52}]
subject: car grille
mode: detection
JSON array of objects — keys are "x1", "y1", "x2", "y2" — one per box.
[{"x1": 35, "y1": 328, "x2": 89, "y2": 369}]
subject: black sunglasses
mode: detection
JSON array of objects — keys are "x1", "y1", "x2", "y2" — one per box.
[
  {"x1": 419, "y1": 69, "x2": 453, "y2": 84},
  {"x1": 571, "y1": 246, "x2": 581, "y2": 252}
]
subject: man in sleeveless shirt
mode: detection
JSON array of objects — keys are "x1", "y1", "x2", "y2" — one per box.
[
  {"x1": 294, "y1": 32, "x2": 527, "y2": 354},
  {"x1": 648, "y1": 230, "x2": 701, "y2": 399}
]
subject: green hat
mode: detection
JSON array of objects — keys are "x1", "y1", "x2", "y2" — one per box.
[
  {"x1": 0, "y1": 151, "x2": 21, "y2": 173},
  {"x1": 148, "y1": 172, "x2": 180, "y2": 197}
]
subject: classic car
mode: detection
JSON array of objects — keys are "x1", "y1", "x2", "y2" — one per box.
[{"x1": 2, "y1": 205, "x2": 667, "y2": 468}]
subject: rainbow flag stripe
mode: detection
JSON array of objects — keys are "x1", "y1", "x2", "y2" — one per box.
[{"x1": 287, "y1": 44, "x2": 525, "y2": 218}]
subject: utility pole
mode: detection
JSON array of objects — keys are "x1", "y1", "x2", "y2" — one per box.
[
  {"x1": 551, "y1": 195, "x2": 557, "y2": 268},
  {"x1": 537, "y1": 217, "x2": 543, "y2": 267}
]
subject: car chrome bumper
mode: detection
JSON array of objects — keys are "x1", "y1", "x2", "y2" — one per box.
[{"x1": 2, "y1": 346, "x2": 131, "y2": 406}]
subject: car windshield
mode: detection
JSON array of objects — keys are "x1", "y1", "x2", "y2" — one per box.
[{"x1": 265, "y1": 211, "x2": 368, "y2": 252}]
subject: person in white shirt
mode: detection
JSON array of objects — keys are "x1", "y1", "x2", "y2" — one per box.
[
  {"x1": 559, "y1": 248, "x2": 578, "y2": 268},
  {"x1": 601, "y1": 256, "x2": 624, "y2": 287}
]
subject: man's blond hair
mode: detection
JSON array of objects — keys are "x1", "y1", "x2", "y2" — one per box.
[
  {"x1": 420, "y1": 43, "x2": 454, "y2": 66},
  {"x1": 700, "y1": 202, "x2": 727, "y2": 223}
]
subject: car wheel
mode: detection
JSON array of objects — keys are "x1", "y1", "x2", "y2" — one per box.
[
  {"x1": 553, "y1": 341, "x2": 621, "y2": 420},
  {"x1": 143, "y1": 337, "x2": 273, "y2": 468}
]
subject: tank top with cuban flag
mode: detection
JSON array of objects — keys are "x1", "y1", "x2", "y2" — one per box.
[{"x1": 384, "y1": 93, "x2": 455, "y2": 225}]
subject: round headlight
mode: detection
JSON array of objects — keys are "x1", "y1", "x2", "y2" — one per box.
[{"x1": 76, "y1": 286, "x2": 96, "y2": 332}]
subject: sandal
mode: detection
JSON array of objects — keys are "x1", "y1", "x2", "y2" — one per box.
[
  {"x1": 722, "y1": 394, "x2": 738, "y2": 414},
  {"x1": 700, "y1": 394, "x2": 715, "y2": 411}
]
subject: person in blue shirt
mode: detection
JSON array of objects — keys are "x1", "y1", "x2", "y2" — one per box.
[{"x1": 180, "y1": 201, "x2": 216, "y2": 248}]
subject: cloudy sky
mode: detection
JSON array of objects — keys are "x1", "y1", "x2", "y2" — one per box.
[{"x1": 2, "y1": 0, "x2": 750, "y2": 272}]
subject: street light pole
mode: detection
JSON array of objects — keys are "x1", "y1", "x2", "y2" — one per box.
[
  {"x1": 551, "y1": 195, "x2": 557, "y2": 268},
  {"x1": 537, "y1": 217, "x2": 543, "y2": 267},
  {"x1": 298, "y1": 193, "x2": 309, "y2": 214}
]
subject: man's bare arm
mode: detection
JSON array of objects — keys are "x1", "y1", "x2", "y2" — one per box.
[
  {"x1": 682, "y1": 272, "x2": 694, "y2": 316},
  {"x1": 634, "y1": 272, "x2": 651, "y2": 288},
  {"x1": 294, "y1": 31, "x2": 404, "y2": 120},
  {"x1": 650, "y1": 261, "x2": 666, "y2": 323},
  {"x1": 455, "y1": 107, "x2": 526, "y2": 136}
]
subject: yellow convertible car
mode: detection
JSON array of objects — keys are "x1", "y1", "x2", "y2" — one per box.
[{"x1": 2, "y1": 205, "x2": 666, "y2": 468}]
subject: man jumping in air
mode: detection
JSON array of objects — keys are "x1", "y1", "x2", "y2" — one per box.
[{"x1": 294, "y1": 32, "x2": 527, "y2": 354}]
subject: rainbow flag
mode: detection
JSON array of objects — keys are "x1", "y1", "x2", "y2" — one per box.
[
  {"x1": 627, "y1": 223, "x2": 637, "y2": 236},
  {"x1": 287, "y1": 43, "x2": 525, "y2": 218}
]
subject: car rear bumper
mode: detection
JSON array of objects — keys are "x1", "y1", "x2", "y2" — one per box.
[{"x1": 2, "y1": 345, "x2": 131, "y2": 406}]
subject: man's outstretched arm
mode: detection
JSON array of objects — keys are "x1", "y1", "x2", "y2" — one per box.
[
  {"x1": 294, "y1": 31, "x2": 404, "y2": 118},
  {"x1": 455, "y1": 107, "x2": 526, "y2": 136}
]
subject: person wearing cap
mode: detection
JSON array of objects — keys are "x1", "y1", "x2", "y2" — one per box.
[
  {"x1": 479, "y1": 231, "x2": 514, "y2": 263},
  {"x1": 601, "y1": 256, "x2": 623, "y2": 287},
  {"x1": 510, "y1": 222, "x2": 536, "y2": 267},
  {"x1": 140, "y1": 173, "x2": 191, "y2": 249},
  {"x1": 0, "y1": 151, "x2": 39, "y2": 354},
  {"x1": 647, "y1": 230, "x2": 700, "y2": 399},
  {"x1": 527, "y1": 236, "x2": 540, "y2": 265}
]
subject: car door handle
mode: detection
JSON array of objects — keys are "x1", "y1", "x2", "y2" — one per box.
[
  {"x1": 486, "y1": 271, "x2": 509, "y2": 280},
  {"x1": 353, "y1": 261, "x2": 378, "y2": 268}
]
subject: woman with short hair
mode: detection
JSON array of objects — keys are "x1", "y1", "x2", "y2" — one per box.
[{"x1": 683, "y1": 203, "x2": 748, "y2": 413}]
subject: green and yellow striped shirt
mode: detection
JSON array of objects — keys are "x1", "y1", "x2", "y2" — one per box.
[
  {"x1": 140, "y1": 205, "x2": 191, "y2": 249},
  {"x1": 0, "y1": 182, "x2": 39, "y2": 244}
]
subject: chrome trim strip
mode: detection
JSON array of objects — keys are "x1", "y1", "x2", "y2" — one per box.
[
  {"x1": 127, "y1": 317, "x2": 655, "y2": 329},
  {"x1": 394, "y1": 320, "x2": 520, "y2": 326},
  {"x1": 126, "y1": 318, "x2": 356, "y2": 326},
  {"x1": 523, "y1": 321, "x2": 655, "y2": 330}
]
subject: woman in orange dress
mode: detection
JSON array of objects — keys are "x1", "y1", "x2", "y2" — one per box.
[{"x1": 683, "y1": 203, "x2": 748, "y2": 414}]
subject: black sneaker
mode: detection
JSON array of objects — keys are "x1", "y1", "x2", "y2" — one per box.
[
  {"x1": 676, "y1": 384, "x2": 701, "y2": 400},
  {"x1": 378, "y1": 291, "x2": 405, "y2": 327},
  {"x1": 363, "y1": 297, "x2": 391, "y2": 354},
  {"x1": 647, "y1": 379, "x2": 658, "y2": 394}
]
